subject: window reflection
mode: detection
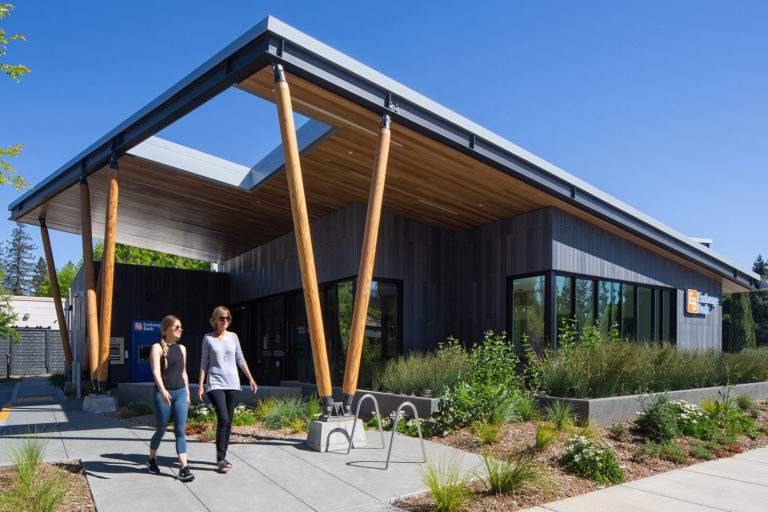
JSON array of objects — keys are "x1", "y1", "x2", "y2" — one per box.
[{"x1": 512, "y1": 275, "x2": 546, "y2": 352}]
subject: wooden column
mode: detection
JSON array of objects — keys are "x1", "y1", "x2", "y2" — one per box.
[
  {"x1": 272, "y1": 63, "x2": 333, "y2": 415},
  {"x1": 80, "y1": 176, "x2": 100, "y2": 386},
  {"x1": 342, "y1": 115, "x2": 391, "y2": 413},
  {"x1": 97, "y1": 156, "x2": 119, "y2": 390},
  {"x1": 39, "y1": 219, "x2": 73, "y2": 374}
]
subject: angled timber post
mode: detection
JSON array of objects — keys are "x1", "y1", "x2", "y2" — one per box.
[
  {"x1": 80, "y1": 176, "x2": 100, "y2": 387},
  {"x1": 97, "y1": 155, "x2": 119, "y2": 391},
  {"x1": 272, "y1": 63, "x2": 334, "y2": 417},
  {"x1": 342, "y1": 114, "x2": 391, "y2": 414},
  {"x1": 39, "y1": 219, "x2": 73, "y2": 375}
]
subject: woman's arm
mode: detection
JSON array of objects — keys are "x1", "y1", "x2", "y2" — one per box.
[
  {"x1": 181, "y1": 345, "x2": 190, "y2": 406},
  {"x1": 234, "y1": 333, "x2": 257, "y2": 393},
  {"x1": 197, "y1": 336, "x2": 209, "y2": 402},
  {"x1": 150, "y1": 344, "x2": 170, "y2": 405}
]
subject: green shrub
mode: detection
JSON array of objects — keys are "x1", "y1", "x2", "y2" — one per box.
[
  {"x1": 188, "y1": 402, "x2": 216, "y2": 424},
  {"x1": 477, "y1": 450, "x2": 553, "y2": 496},
  {"x1": 419, "y1": 453, "x2": 474, "y2": 512},
  {"x1": 231, "y1": 404, "x2": 259, "y2": 426},
  {"x1": 378, "y1": 338, "x2": 469, "y2": 397},
  {"x1": 735, "y1": 393, "x2": 759, "y2": 417},
  {"x1": 49, "y1": 373, "x2": 67, "y2": 389},
  {"x1": 439, "y1": 380, "x2": 520, "y2": 428},
  {"x1": 608, "y1": 423, "x2": 626, "y2": 440},
  {"x1": 535, "y1": 423, "x2": 558, "y2": 452},
  {"x1": 562, "y1": 435, "x2": 624, "y2": 484},
  {"x1": 529, "y1": 339, "x2": 768, "y2": 399},
  {"x1": 470, "y1": 331, "x2": 521, "y2": 387},
  {"x1": 472, "y1": 421, "x2": 500, "y2": 445},
  {"x1": 545, "y1": 401, "x2": 575, "y2": 431},
  {"x1": 635, "y1": 394, "x2": 678, "y2": 443},
  {"x1": 688, "y1": 440, "x2": 717, "y2": 460},
  {"x1": 120, "y1": 401, "x2": 153, "y2": 418},
  {"x1": 261, "y1": 396, "x2": 319, "y2": 431},
  {"x1": 514, "y1": 393, "x2": 541, "y2": 421},
  {"x1": 638, "y1": 441, "x2": 690, "y2": 464},
  {"x1": 669, "y1": 400, "x2": 717, "y2": 440}
]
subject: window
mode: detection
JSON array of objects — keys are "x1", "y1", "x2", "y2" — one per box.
[
  {"x1": 575, "y1": 279, "x2": 594, "y2": 335},
  {"x1": 638, "y1": 287, "x2": 652, "y2": 342},
  {"x1": 555, "y1": 275, "x2": 573, "y2": 338},
  {"x1": 622, "y1": 284, "x2": 635, "y2": 340},
  {"x1": 512, "y1": 275, "x2": 546, "y2": 351},
  {"x1": 597, "y1": 281, "x2": 621, "y2": 339}
]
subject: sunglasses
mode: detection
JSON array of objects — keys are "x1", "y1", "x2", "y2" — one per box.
[
  {"x1": 219, "y1": 316, "x2": 231, "y2": 322},
  {"x1": 173, "y1": 325, "x2": 184, "y2": 330}
]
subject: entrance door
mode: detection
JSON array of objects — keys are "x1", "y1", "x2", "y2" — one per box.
[{"x1": 256, "y1": 296, "x2": 286, "y2": 385}]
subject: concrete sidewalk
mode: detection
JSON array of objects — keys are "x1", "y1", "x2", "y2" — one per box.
[{"x1": 0, "y1": 376, "x2": 481, "y2": 511}]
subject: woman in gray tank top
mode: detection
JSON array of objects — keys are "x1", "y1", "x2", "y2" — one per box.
[{"x1": 147, "y1": 315, "x2": 194, "y2": 482}]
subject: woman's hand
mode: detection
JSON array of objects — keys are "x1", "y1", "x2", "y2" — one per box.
[
  {"x1": 249, "y1": 379, "x2": 258, "y2": 394},
  {"x1": 197, "y1": 385, "x2": 205, "y2": 403},
  {"x1": 161, "y1": 389, "x2": 171, "y2": 405}
]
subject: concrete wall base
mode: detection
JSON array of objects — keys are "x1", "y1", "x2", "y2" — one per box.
[
  {"x1": 536, "y1": 381, "x2": 768, "y2": 426},
  {"x1": 305, "y1": 417, "x2": 366, "y2": 452},
  {"x1": 82, "y1": 394, "x2": 117, "y2": 413},
  {"x1": 117, "y1": 382, "x2": 301, "y2": 406}
]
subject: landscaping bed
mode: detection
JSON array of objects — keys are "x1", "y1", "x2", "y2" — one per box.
[{"x1": 393, "y1": 400, "x2": 768, "y2": 512}]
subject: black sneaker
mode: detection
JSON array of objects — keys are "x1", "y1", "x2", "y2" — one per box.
[
  {"x1": 178, "y1": 466, "x2": 195, "y2": 482},
  {"x1": 147, "y1": 457, "x2": 159, "y2": 474}
]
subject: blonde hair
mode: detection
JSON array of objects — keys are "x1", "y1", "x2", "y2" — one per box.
[
  {"x1": 209, "y1": 306, "x2": 232, "y2": 328},
  {"x1": 159, "y1": 315, "x2": 181, "y2": 371}
]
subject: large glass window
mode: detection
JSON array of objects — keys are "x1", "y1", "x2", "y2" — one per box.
[
  {"x1": 575, "y1": 279, "x2": 594, "y2": 335},
  {"x1": 622, "y1": 284, "x2": 635, "y2": 340},
  {"x1": 662, "y1": 290, "x2": 672, "y2": 341},
  {"x1": 512, "y1": 275, "x2": 546, "y2": 351},
  {"x1": 597, "y1": 281, "x2": 621, "y2": 339},
  {"x1": 555, "y1": 276, "x2": 573, "y2": 338},
  {"x1": 638, "y1": 287, "x2": 652, "y2": 342}
]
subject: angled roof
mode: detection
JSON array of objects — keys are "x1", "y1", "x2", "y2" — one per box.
[{"x1": 7, "y1": 16, "x2": 760, "y2": 292}]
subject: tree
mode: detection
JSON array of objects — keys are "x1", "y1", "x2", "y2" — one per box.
[
  {"x1": 92, "y1": 241, "x2": 209, "y2": 270},
  {"x1": 1, "y1": 222, "x2": 36, "y2": 295},
  {"x1": 30, "y1": 256, "x2": 47, "y2": 295},
  {"x1": 0, "y1": 4, "x2": 30, "y2": 191},
  {"x1": 725, "y1": 292, "x2": 756, "y2": 352},
  {"x1": 751, "y1": 254, "x2": 768, "y2": 347},
  {"x1": 35, "y1": 260, "x2": 78, "y2": 299}
]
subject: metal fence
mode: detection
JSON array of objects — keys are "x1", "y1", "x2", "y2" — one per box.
[{"x1": 0, "y1": 329, "x2": 66, "y2": 378}]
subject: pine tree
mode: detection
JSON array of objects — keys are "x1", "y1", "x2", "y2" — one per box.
[
  {"x1": 31, "y1": 256, "x2": 49, "y2": 296},
  {"x1": 751, "y1": 255, "x2": 768, "y2": 346},
  {"x1": 1, "y1": 222, "x2": 37, "y2": 295},
  {"x1": 727, "y1": 293, "x2": 756, "y2": 352}
]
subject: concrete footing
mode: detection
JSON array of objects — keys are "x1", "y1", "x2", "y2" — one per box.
[
  {"x1": 82, "y1": 394, "x2": 117, "y2": 413},
  {"x1": 305, "y1": 417, "x2": 367, "y2": 452}
]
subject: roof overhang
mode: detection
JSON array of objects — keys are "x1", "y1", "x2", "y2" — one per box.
[{"x1": 8, "y1": 16, "x2": 761, "y2": 293}]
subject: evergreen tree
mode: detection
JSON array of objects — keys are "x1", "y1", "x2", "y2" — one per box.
[
  {"x1": 1, "y1": 222, "x2": 37, "y2": 295},
  {"x1": 31, "y1": 256, "x2": 48, "y2": 296},
  {"x1": 726, "y1": 292, "x2": 756, "y2": 352},
  {"x1": 751, "y1": 255, "x2": 768, "y2": 347},
  {"x1": 753, "y1": 254, "x2": 767, "y2": 278}
]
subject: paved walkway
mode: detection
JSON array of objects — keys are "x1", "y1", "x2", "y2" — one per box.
[
  {"x1": 2, "y1": 377, "x2": 768, "y2": 511},
  {"x1": 0, "y1": 376, "x2": 480, "y2": 511}
]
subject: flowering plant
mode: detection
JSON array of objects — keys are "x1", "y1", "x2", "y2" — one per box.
[
  {"x1": 669, "y1": 400, "x2": 717, "y2": 440},
  {"x1": 562, "y1": 436, "x2": 624, "y2": 484}
]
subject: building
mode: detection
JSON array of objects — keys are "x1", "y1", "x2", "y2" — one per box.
[{"x1": 8, "y1": 17, "x2": 765, "y2": 387}]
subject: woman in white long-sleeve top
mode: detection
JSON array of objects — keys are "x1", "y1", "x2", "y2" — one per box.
[{"x1": 197, "y1": 306, "x2": 257, "y2": 473}]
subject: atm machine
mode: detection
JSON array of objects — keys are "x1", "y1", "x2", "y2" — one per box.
[{"x1": 131, "y1": 320, "x2": 162, "y2": 382}]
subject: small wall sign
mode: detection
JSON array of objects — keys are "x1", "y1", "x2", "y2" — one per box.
[{"x1": 686, "y1": 289, "x2": 719, "y2": 315}]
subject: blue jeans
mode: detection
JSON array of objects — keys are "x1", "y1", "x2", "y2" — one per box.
[{"x1": 150, "y1": 387, "x2": 188, "y2": 454}]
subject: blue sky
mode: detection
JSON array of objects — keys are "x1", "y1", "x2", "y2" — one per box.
[{"x1": 0, "y1": 1, "x2": 766, "y2": 274}]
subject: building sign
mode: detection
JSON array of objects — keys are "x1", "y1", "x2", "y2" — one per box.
[{"x1": 686, "y1": 289, "x2": 719, "y2": 315}]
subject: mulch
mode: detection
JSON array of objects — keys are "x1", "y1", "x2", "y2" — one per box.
[{"x1": 0, "y1": 461, "x2": 96, "y2": 512}]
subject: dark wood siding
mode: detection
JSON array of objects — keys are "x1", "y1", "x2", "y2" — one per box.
[{"x1": 551, "y1": 209, "x2": 721, "y2": 351}]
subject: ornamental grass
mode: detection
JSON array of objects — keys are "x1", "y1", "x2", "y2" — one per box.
[{"x1": 531, "y1": 341, "x2": 768, "y2": 399}]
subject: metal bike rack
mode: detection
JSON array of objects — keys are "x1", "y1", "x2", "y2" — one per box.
[
  {"x1": 346, "y1": 393, "x2": 385, "y2": 455},
  {"x1": 384, "y1": 401, "x2": 427, "y2": 470}
]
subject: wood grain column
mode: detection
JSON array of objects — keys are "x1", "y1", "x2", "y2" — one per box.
[
  {"x1": 272, "y1": 63, "x2": 333, "y2": 415},
  {"x1": 39, "y1": 219, "x2": 73, "y2": 374},
  {"x1": 97, "y1": 156, "x2": 119, "y2": 390},
  {"x1": 80, "y1": 176, "x2": 100, "y2": 386},
  {"x1": 342, "y1": 114, "x2": 391, "y2": 414}
]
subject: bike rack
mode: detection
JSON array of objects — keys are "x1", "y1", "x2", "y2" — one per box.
[
  {"x1": 346, "y1": 393, "x2": 385, "y2": 455},
  {"x1": 384, "y1": 401, "x2": 427, "y2": 470}
]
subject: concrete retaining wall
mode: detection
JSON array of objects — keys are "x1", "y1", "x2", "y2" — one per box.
[
  {"x1": 536, "y1": 381, "x2": 768, "y2": 425},
  {"x1": 280, "y1": 381, "x2": 441, "y2": 420},
  {"x1": 117, "y1": 383, "x2": 301, "y2": 407}
]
